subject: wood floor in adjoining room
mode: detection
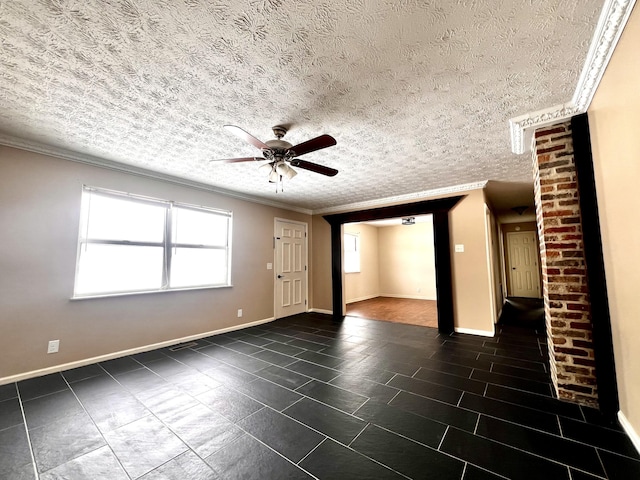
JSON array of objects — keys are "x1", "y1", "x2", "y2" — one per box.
[{"x1": 346, "y1": 296, "x2": 438, "y2": 328}]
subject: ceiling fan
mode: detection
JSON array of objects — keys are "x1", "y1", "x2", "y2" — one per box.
[{"x1": 212, "y1": 125, "x2": 338, "y2": 188}]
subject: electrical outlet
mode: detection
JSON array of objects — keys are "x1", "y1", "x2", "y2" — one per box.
[
  {"x1": 47, "y1": 340, "x2": 60, "y2": 354},
  {"x1": 237, "y1": 309, "x2": 243, "y2": 318}
]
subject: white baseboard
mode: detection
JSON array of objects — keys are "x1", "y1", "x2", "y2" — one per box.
[
  {"x1": 345, "y1": 294, "x2": 379, "y2": 304},
  {"x1": 0, "y1": 316, "x2": 275, "y2": 386},
  {"x1": 309, "y1": 308, "x2": 332, "y2": 315},
  {"x1": 454, "y1": 327, "x2": 495, "y2": 338},
  {"x1": 380, "y1": 293, "x2": 437, "y2": 301},
  {"x1": 619, "y1": 410, "x2": 640, "y2": 455}
]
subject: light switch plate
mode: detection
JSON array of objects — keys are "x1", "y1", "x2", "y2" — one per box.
[
  {"x1": 267, "y1": 263, "x2": 273, "y2": 270},
  {"x1": 455, "y1": 244, "x2": 465, "y2": 253},
  {"x1": 47, "y1": 340, "x2": 60, "y2": 354}
]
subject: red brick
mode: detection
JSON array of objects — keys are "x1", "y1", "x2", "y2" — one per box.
[
  {"x1": 536, "y1": 126, "x2": 567, "y2": 138},
  {"x1": 538, "y1": 144, "x2": 568, "y2": 155}
]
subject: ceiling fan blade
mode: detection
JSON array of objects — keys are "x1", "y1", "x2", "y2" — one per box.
[
  {"x1": 224, "y1": 125, "x2": 269, "y2": 150},
  {"x1": 290, "y1": 159, "x2": 338, "y2": 177},
  {"x1": 209, "y1": 157, "x2": 263, "y2": 163},
  {"x1": 290, "y1": 134, "x2": 336, "y2": 156}
]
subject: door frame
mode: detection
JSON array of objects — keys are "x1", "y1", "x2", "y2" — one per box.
[
  {"x1": 505, "y1": 230, "x2": 541, "y2": 298},
  {"x1": 274, "y1": 217, "x2": 309, "y2": 319},
  {"x1": 324, "y1": 196, "x2": 463, "y2": 334}
]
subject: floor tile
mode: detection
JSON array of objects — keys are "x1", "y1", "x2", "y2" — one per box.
[
  {"x1": 389, "y1": 390, "x2": 478, "y2": 432},
  {"x1": 440, "y1": 427, "x2": 570, "y2": 480},
  {"x1": 234, "y1": 377, "x2": 302, "y2": 411},
  {"x1": 580, "y1": 406, "x2": 625, "y2": 431},
  {"x1": 484, "y1": 384, "x2": 583, "y2": 420},
  {"x1": 351, "y1": 424, "x2": 465, "y2": 479},
  {"x1": 475, "y1": 415, "x2": 605, "y2": 476},
  {"x1": 196, "y1": 385, "x2": 263, "y2": 423},
  {"x1": 145, "y1": 357, "x2": 194, "y2": 378},
  {"x1": 162, "y1": 403, "x2": 244, "y2": 458},
  {"x1": 29, "y1": 412, "x2": 105, "y2": 473},
  {"x1": 17, "y1": 373, "x2": 68, "y2": 401},
  {"x1": 237, "y1": 407, "x2": 324, "y2": 462},
  {"x1": 463, "y1": 464, "x2": 509, "y2": 480},
  {"x1": 204, "y1": 362, "x2": 257, "y2": 387},
  {"x1": 164, "y1": 369, "x2": 221, "y2": 396},
  {"x1": 285, "y1": 360, "x2": 341, "y2": 382},
  {"x1": 0, "y1": 397, "x2": 24, "y2": 431},
  {"x1": 287, "y1": 338, "x2": 327, "y2": 352},
  {"x1": 239, "y1": 335, "x2": 275, "y2": 347},
  {"x1": 263, "y1": 341, "x2": 306, "y2": 356},
  {"x1": 559, "y1": 416, "x2": 640, "y2": 459},
  {"x1": 460, "y1": 392, "x2": 560, "y2": 434},
  {"x1": 254, "y1": 365, "x2": 312, "y2": 390},
  {"x1": 295, "y1": 350, "x2": 345, "y2": 369},
  {"x1": 114, "y1": 367, "x2": 168, "y2": 394},
  {"x1": 329, "y1": 374, "x2": 400, "y2": 403},
  {"x1": 299, "y1": 438, "x2": 404, "y2": 479},
  {"x1": 283, "y1": 397, "x2": 366, "y2": 445},
  {"x1": 139, "y1": 450, "x2": 219, "y2": 479},
  {"x1": 80, "y1": 390, "x2": 151, "y2": 433},
  {"x1": 387, "y1": 374, "x2": 463, "y2": 405},
  {"x1": 471, "y1": 369, "x2": 551, "y2": 396},
  {"x1": 0, "y1": 383, "x2": 17, "y2": 402},
  {"x1": 415, "y1": 366, "x2": 487, "y2": 394},
  {"x1": 61, "y1": 364, "x2": 106, "y2": 383},
  {"x1": 131, "y1": 349, "x2": 168, "y2": 364},
  {"x1": 39, "y1": 445, "x2": 128, "y2": 480},
  {"x1": 296, "y1": 380, "x2": 367, "y2": 414},
  {"x1": 259, "y1": 331, "x2": 298, "y2": 344},
  {"x1": 224, "y1": 341, "x2": 265, "y2": 355},
  {"x1": 135, "y1": 384, "x2": 199, "y2": 421},
  {"x1": 0, "y1": 424, "x2": 35, "y2": 480},
  {"x1": 205, "y1": 434, "x2": 312, "y2": 480},
  {"x1": 477, "y1": 353, "x2": 547, "y2": 373},
  {"x1": 251, "y1": 349, "x2": 297, "y2": 367},
  {"x1": 104, "y1": 415, "x2": 188, "y2": 479},
  {"x1": 23, "y1": 390, "x2": 85, "y2": 430},
  {"x1": 354, "y1": 401, "x2": 447, "y2": 448},
  {"x1": 490, "y1": 362, "x2": 551, "y2": 384},
  {"x1": 99, "y1": 356, "x2": 143, "y2": 376}
]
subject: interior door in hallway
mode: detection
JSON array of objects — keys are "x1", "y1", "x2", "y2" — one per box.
[
  {"x1": 506, "y1": 231, "x2": 541, "y2": 298},
  {"x1": 275, "y1": 219, "x2": 307, "y2": 318}
]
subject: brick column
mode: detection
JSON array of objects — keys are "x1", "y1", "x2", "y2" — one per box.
[{"x1": 532, "y1": 121, "x2": 598, "y2": 407}]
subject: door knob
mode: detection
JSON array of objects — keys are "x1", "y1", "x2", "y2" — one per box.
[{"x1": 277, "y1": 274, "x2": 284, "y2": 278}]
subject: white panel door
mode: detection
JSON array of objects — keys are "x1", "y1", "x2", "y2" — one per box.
[
  {"x1": 507, "y1": 231, "x2": 541, "y2": 298},
  {"x1": 275, "y1": 220, "x2": 307, "y2": 318}
]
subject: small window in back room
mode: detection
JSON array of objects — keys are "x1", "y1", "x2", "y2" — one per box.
[
  {"x1": 343, "y1": 232, "x2": 360, "y2": 273},
  {"x1": 73, "y1": 186, "x2": 232, "y2": 298}
]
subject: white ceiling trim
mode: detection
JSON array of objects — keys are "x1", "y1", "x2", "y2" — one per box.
[
  {"x1": 509, "y1": 0, "x2": 636, "y2": 154},
  {"x1": 313, "y1": 181, "x2": 488, "y2": 216},
  {"x1": 0, "y1": 134, "x2": 312, "y2": 215}
]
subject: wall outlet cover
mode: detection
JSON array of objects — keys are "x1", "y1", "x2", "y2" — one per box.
[
  {"x1": 455, "y1": 244, "x2": 465, "y2": 253},
  {"x1": 47, "y1": 340, "x2": 60, "y2": 354},
  {"x1": 237, "y1": 309, "x2": 243, "y2": 317}
]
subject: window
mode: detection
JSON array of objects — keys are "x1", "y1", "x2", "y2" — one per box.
[
  {"x1": 343, "y1": 232, "x2": 360, "y2": 273},
  {"x1": 73, "y1": 187, "x2": 232, "y2": 297}
]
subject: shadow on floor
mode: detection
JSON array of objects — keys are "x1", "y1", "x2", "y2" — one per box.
[{"x1": 498, "y1": 297, "x2": 544, "y2": 329}]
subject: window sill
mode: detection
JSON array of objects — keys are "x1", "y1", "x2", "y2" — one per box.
[{"x1": 70, "y1": 284, "x2": 233, "y2": 300}]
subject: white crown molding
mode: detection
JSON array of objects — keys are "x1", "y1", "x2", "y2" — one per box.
[
  {"x1": 0, "y1": 134, "x2": 313, "y2": 215},
  {"x1": 509, "y1": 0, "x2": 636, "y2": 155},
  {"x1": 312, "y1": 181, "x2": 488, "y2": 215}
]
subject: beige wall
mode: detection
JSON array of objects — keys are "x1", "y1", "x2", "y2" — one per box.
[
  {"x1": 0, "y1": 146, "x2": 310, "y2": 379},
  {"x1": 311, "y1": 189, "x2": 495, "y2": 335},
  {"x1": 378, "y1": 221, "x2": 437, "y2": 300},
  {"x1": 588, "y1": 4, "x2": 640, "y2": 438},
  {"x1": 343, "y1": 223, "x2": 380, "y2": 303}
]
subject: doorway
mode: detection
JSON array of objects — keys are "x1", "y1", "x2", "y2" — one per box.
[
  {"x1": 343, "y1": 215, "x2": 438, "y2": 328},
  {"x1": 274, "y1": 218, "x2": 308, "y2": 319}
]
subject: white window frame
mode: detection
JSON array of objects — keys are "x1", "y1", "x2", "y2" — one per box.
[
  {"x1": 343, "y1": 232, "x2": 361, "y2": 273},
  {"x1": 73, "y1": 186, "x2": 232, "y2": 298}
]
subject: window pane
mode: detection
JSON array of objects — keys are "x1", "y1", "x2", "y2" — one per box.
[
  {"x1": 75, "y1": 244, "x2": 164, "y2": 295},
  {"x1": 85, "y1": 193, "x2": 166, "y2": 242},
  {"x1": 170, "y1": 248, "x2": 228, "y2": 288},
  {"x1": 173, "y1": 207, "x2": 228, "y2": 246}
]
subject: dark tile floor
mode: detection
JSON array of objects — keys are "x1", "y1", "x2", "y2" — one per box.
[{"x1": 1, "y1": 312, "x2": 639, "y2": 479}]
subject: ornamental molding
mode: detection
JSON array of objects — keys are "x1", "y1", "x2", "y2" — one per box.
[
  {"x1": 313, "y1": 181, "x2": 488, "y2": 215},
  {"x1": 509, "y1": 0, "x2": 636, "y2": 154},
  {"x1": 0, "y1": 134, "x2": 312, "y2": 215}
]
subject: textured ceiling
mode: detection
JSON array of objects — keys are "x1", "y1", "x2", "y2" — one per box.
[{"x1": 0, "y1": 0, "x2": 604, "y2": 212}]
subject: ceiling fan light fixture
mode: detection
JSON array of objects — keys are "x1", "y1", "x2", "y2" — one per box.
[{"x1": 276, "y1": 162, "x2": 297, "y2": 180}]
